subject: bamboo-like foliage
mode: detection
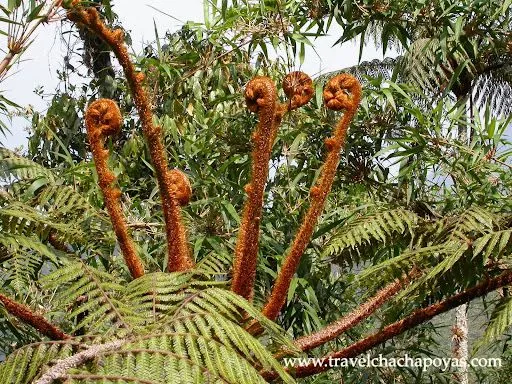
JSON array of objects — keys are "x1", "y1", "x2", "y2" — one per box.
[{"x1": 1, "y1": 2, "x2": 512, "y2": 383}]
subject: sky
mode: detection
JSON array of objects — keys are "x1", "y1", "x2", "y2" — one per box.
[{"x1": 0, "y1": 0, "x2": 391, "y2": 150}]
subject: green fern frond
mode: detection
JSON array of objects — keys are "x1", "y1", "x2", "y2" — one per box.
[
  {"x1": 195, "y1": 251, "x2": 232, "y2": 277},
  {"x1": 323, "y1": 207, "x2": 420, "y2": 266},
  {"x1": 472, "y1": 229, "x2": 512, "y2": 263},
  {"x1": 0, "y1": 232, "x2": 60, "y2": 292},
  {"x1": 36, "y1": 184, "x2": 98, "y2": 217},
  {"x1": 0, "y1": 148, "x2": 56, "y2": 183},
  {"x1": 355, "y1": 207, "x2": 509, "y2": 300},
  {"x1": 472, "y1": 58, "x2": 512, "y2": 117},
  {"x1": 477, "y1": 295, "x2": 512, "y2": 349},
  {"x1": 41, "y1": 261, "x2": 136, "y2": 335},
  {"x1": 0, "y1": 340, "x2": 79, "y2": 383},
  {"x1": 0, "y1": 202, "x2": 82, "y2": 242},
  {"x1": 447, "y1": 206, "x2": 495, "y2": 241},
  {"x1": 316, "y1": 57, "x2": 399, "y2": 85},
  {"x1": 124, "y1": 272, "x2": 194, "y2": 322},
  {"x1": 4, "y1": 266, "x2": 298, "y2": 383},
  {"x1": 357, "y1": 243, "x2": 452, "y2": 281}
]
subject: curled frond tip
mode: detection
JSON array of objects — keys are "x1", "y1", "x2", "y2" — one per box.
[
  {"x1": 282, "y1": 71, "x2": 313, "y2": 110},
  {"x1": 168, "y1": 169, "x2": 192, "y2": 206},
  {"x1": 244, "y1": 76, "x2": 277, "y2": 113},
  {"x1": 85, "y1": 98, "x2": 122, "y2": 139},
  {"x1": 323, "y1": 73, "x2": 362, "y2": 111}
]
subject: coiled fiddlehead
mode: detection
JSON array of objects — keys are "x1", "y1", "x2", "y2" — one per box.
[
  {"x1": 262, "y1": 73, "x2": 361, "y2": 321},
  {"x1": 282, "y1": 71, "x2": 314, "y2": 111},
  {"x1": 270, "y1": 71, "x2": 314, "y2": 149},
  {"x1": 231, "y1": 77, "x2": 278, "y2": 301},
  {"x1": 85, "y1": 99, "x2": 145, "y2": 279},
  {"x1": 67, "y1": 4, "x2": 194, "y2": 272}
]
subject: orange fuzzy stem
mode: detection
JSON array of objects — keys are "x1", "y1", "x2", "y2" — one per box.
[
  {"x1": 85, "y1": 99, "x2": 145, "y2": 279},
  {"x1": 294, "y1": 273, "x2": 411, "y2": 352},
  {"x1": 231, "y1": 77, "x2": 278, "y2": 300},
  {"x1": 68, "y1": 5, "x2": 193, "y2": 272},
  {"x1": 231, "y1": 73, "x2": 314, "y2": 301},
  {"x1": 0, "y1": 293, "x2": 70, "y2": 340},
  {"x1": 262, "y1": 74, "x2": 361, "y2": 320}
]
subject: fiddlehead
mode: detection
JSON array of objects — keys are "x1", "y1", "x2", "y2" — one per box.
[
  {"x1": 67, "y1": 4, "x2": 194, "y2": 272},
  {"x1": 282, "y1": 71, "x2": 314, "y2": 111},
  {"x1": 262, "y1": 73, "x2": 361, "y2": 321},
  {"x1": 231, "y1": 77, "x2": 278, "y2": 300},
  {"x1": 167, "y1": 169, "x2": 192, "y2": 206},
  {"x1": 232, "y1": 73, "x2": 314, "y2": 301},
  {"x1": 85, "y1": 99, "x2": 145, "y2": 278},
  {"x1": 271, "y1": 72, "x2": 313, "y2": 145}
]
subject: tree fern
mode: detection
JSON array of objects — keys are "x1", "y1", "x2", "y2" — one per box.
[{"x1": 1, "y1": 3, "x2": 511, "y2": 383}]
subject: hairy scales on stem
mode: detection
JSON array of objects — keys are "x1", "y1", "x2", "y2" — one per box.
[
  {"x1": 231, "y1": 72, "x2": 314, "y2": 301},
  {"x1": 0, "y1": 294, "x2": 69, "y2": 341},
  {"x1": 231, "y1": 76, "x2": 278, "y2": 300},
  {"x1": 85, "y1": 99, "x2": 145, "y2": 279},
  {"x1": 262, "y1": 73, "x2": 362, "y2": 321},
  {"x1": 67, "y1": 3, "x2": 194, "y2": 272}
]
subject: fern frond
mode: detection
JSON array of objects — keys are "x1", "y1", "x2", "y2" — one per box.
[
  {"x1": 0, "y1": 340, "x2": 79, "y2": 383},
  {"x1": 323, "y1": 207, "x2": 420, "y2": 266},
  {"x1": 477, "y1": 295, "x2": 512, "y2": 348},
  {"x1": 447, "y1": 206, "x2": 494, "y2": 241},
  {"x1": 472, "y1": 58, "x2": 512, "y2": 117},
  {"x1": 472, "y1": 229, "x2": 512, "y2": 263},
  {"x1": 40, "y1": 261, "x2": 136, "y2": 335},
  {"x1": 0, "y1": 148, "x2": 56, "y2": 182},
  {"x1": 316, "y1": 57, "x2": 400, "y2": 85},
  {"x1": 0, "y1": 232, "x2": 60, "y2": 292},
  {"x1": 36, "y1": 184, "x2": 98, "y2": 217},
  {"x1": 195, "y1": 251, "x2": 232, "y2": 277},
  {"x1": 123, "y1": 272, "x2": 194, "y2": 323},
  {"x1": 4, "y1": 272, "x2": 298, "y2": 383},
  {"x1": 0, "y1": 202, "x2": 82, "y2": 242}
]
